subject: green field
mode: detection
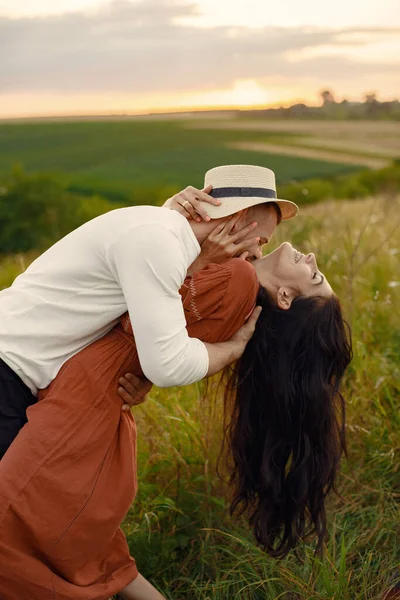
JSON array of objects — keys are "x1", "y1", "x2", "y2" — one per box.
[{"x1": 0, "y1": 119, "x2": 361, "y2": 202}]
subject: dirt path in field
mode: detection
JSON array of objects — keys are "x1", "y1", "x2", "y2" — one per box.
[
  {"x1": 288, "y1": 137, "x2": 400, "y2": 157},
  {"x1": 187, "y1": 118, "x2": 400, "y2": 136},
  {"x1": 228, "y1": 141, "x2": 390, "y2": 169}
]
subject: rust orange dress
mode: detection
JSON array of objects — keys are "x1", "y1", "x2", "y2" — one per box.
[{"x1": 0, "y1": 259, "x2": 258, "y2": 600}]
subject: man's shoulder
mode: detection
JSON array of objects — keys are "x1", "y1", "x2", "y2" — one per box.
[
  {"x1": 132, "y1": 205, "x2": 187, "y2": 230},
  {"x1": 94, "y1": 205, "x2": 198, "y2": 266},
  {"x1": 99, "y1": 205, "x2": 185, "y2": 232},
  {"x1": 102, "y1": 206, "x2": 193, "y2": 253}
]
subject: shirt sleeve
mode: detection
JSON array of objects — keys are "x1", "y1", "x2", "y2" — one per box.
[{"x1": 106, "y1": 223, "x2": 209, "y2": 387}]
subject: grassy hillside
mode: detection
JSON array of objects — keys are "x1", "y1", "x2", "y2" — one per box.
[{"x1": 1, "y1": 194, "x2": 399, "y2": 599}]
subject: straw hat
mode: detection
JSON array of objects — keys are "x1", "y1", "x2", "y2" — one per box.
[{"x1": 204, "y1": 164, "x2": 299, "y2": 220}]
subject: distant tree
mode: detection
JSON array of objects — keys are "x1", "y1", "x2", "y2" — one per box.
[
  {"x1": 364, "y1": 92, "x2": 378, "y2": 103},
  {"x1": 287, "y1": 103, "x2": 310, "y2": 117},
  {"x1": 364, "y1": 92, "x2": 381, "y2": 117},
  {"x1": 320, "y1": 89, "x2": 336, "y2": 106}
]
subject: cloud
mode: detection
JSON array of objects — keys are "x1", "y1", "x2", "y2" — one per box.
[{"x1": 0, "y1": 0, "x2": 399, "y2": 94}]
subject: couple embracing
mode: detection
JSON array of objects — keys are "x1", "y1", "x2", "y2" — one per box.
[{"x1": 0, "y1": 165, "x2": 352, "y2": 600}]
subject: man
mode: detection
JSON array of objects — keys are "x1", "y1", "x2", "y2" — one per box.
[{"x1": 0, "y1": 164, "x2": 298, "y2": 457}]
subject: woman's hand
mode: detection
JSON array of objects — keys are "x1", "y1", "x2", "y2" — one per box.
[
  {"x1": 188, "y1": 212, "x2": 260, "y2": 273},
  {"x1": 118, "y1": 373, "x2": 153, "y2": 412},
  {"x1": 162, "y1": 184, "x2": 220, "y2": 222}
]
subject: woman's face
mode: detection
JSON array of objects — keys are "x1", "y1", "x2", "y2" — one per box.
[{"x1": 253, "y1": 242, "x2": 332, "y2": 302}]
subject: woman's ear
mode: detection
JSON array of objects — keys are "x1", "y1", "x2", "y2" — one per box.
[{"x1": 277, "y1": 287, "x2": 294, "y2": 310}]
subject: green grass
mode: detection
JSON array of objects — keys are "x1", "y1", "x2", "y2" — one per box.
[
  {"x1": 0, "y1": 120, "x2": 359, "y2": 202},
  {"x1": 125, "y1": 196, "x2": 400, "y2": 599},
  {"x1": 2, "y1": 194, "x2": 398, "y2": 599}
]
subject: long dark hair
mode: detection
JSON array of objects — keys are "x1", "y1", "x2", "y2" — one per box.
[{"x1": 220, "y1": 286, "x2": 353, "y2": 560}]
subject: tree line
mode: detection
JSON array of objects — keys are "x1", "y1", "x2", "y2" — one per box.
[{"x1": 239, "y1": 90, "x2": 400, "y2": 120}]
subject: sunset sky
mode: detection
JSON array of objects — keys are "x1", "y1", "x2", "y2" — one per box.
[{"x1": 0, "y1": 0, "x2": 399, "y2": 117}]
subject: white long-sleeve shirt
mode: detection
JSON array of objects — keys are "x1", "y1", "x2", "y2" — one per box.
[{"x1": 0, "y1": 206, "x2": 209, "y2": 394}]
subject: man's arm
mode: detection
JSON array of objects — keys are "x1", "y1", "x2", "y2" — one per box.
[
  {"x1": 119, "y1": 573, "x2": 167, "y2": 600},
  {"x1": 107, "y1": 224, "x2": 259, "y2": 388},
  {"x1": 107, "y1": 224, "x2": 206, "y2": 387},
  {"x1": 117, "y1": 307, "x2": 261, "y2": 409}
]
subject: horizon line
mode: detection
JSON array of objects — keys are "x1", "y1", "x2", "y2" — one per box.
[
  {"x1": 0, "y1": 100, "x2": 364, "y2": 122},
  {"x1": 1, "y1": 94, "x2": 397, "y2": 122}
]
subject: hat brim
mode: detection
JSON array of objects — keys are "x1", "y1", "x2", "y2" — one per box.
[{"x1": 205, "y1": 196, "x2": 299, "y2": 221}]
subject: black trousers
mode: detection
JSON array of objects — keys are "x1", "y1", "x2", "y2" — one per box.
[{"x1": 0, "y1": 358, "x2": 37, "y2": 459}]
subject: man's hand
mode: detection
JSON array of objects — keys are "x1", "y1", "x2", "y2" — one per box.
[
  {"x1": 204, "y1": 305, "x2": 262, "y2": 377},
  {"x1": 162, "y1": 184, "x2": 220, "y2": 222},
  {"x1": 230, "y1": 305, "x2": 262, "y2": 350},
  {"x1": 118, "y1": 373, "x2": 153, "y2": 411},
  {"x1": 188, "y1": 212, "x2": 260, "y2": 273}
]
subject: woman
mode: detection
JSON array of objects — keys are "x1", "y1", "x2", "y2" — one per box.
[
  {"x1": 0, "y1": 241, "x2": 352, "y2": 600},
  {"x1": 221, "y1": 243, "x2": 352, "y2": 561}
]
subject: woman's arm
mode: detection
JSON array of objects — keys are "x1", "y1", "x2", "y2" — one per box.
[
  {"x1": 188, "y1": 214, "x2": 258, "y2": 274},
  {"x1": 119, "y1": 573, "x2": 168, "y2": 600},
  {"x1": 162, "y1": 184, "x2": 219, "y2": 221},
  {"x1": 118, "y1": 372, "x2": 153, "y2": 411}
]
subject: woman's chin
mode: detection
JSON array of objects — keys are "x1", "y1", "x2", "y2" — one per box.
[
  {"x1": 259, "y1": 242, "x2": 292, "y2": 262},
  {"x1": 280, "y1": 241, "x2": 294, "y2": 254}
]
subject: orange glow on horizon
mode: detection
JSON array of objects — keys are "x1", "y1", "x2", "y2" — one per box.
[
  {"x1": 0, "y1": 101, "x2": 316, "y2": 120},
  {"x1": 0, "y1": 86, "x2": 324, "y2": 120},
  {"x1": 0, "y1": 79, "x2": 397, "y2": 120}
]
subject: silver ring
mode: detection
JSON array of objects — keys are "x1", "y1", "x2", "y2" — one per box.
[{"x1": 183, "y1": 200, "x2": 190, "y2": 208}]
